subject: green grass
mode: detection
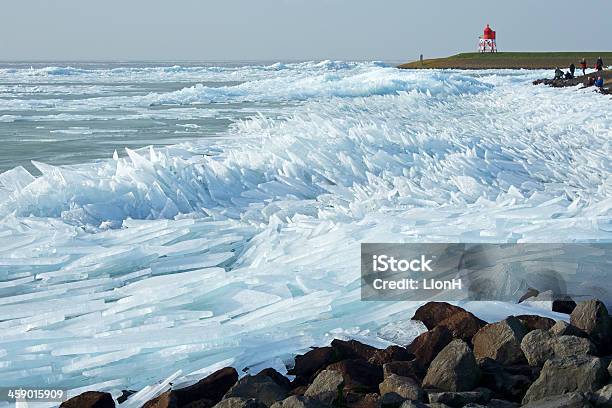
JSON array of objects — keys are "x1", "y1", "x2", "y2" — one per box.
[{"x1": 398, "y1": 52, "x2": 612, "y2": 70}]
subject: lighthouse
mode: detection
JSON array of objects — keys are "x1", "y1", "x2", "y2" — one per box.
[{"x1": 478, "y1": 24, "x2": 497, "y2": 53}]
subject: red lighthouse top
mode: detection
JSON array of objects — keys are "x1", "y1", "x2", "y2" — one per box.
[{"x1": 483, "y1": 24, "x2": 496, "y2": 40}]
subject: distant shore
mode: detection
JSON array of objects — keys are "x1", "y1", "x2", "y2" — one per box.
[{"x1": 398, "y1": 52, "x2": 612, "y2": 70}]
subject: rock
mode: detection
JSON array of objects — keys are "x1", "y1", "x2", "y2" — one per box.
[
  {"x1": 344, "y1": 393, "x2": 380, "y2": 408},
  {"x1": 369, "y1": 346, "x2": 413, "y2": 366},
  {"x1": 609, "y1": 360, "x2": 612, "y2": 377},
  {"x1": 436, "y1": 312, "x2": 487, "y2": 343},
  {"x1": 411, "y1": 302, "x2": 486, "y2": 343},
  {"x1": 303, "y1": 370, "x2": 343, "y2": 405},
  {"x1": 379, "y1": 392, "x2": 405, "y2": 408},
  {"x1": 178, "y1": 368, "x2": 240, "y2": 406},
  {"x1": 214, "y1": 398, "x2": 267, "y2": 408},
  {"x1": 142, "y1": 391, "x2": 177, "y2": 408},
  {"x1": 407, "y1": 326, "x2": 452, "y2": 367},
  {"x1": 331, "y1": 339, "x2": 377, "y2": 361},
  {"x1": 270, "y1": 396, "x2": 326, "y2": 408},
  {"x1": 553, "y1": 335, "x2": 596, "y2": 358},
  {"x1": 515, "y1": 315, "x2": 555, "y2": 332},
  {"x1": 592, "y1": 383, "x2": 612, "y2": 407},
  {"x1": 326, "y1": 359, "x2": 383, "y2": 393},
  {"x1": 60, "y1": 391, "x2": 115, "y2": 408},
  {"x1": 258, "y1": 368, "x2": 291, "y2": 389},
  {"x1": 477, "y1": 358, "x2": 533, "y2": 401},
  {"x1": 552, "y1": 297, "x2": 578, "y2": 314},
  {"x1": 117, "y1": 390, "x2": 135, "y2": 404},
  {"x1": 398, "y1": 401, "x2": 428, "y2": 408},
  {"x1": 549, "y1": 320, "x2": 587, "y2": 337},
  {"x1": 411, "y1": 302, "x2": 468, "y2": 330},
  {"x1": 427, "y1": 389, "x2": 492, "y2": 407},
  {"x1": 288, "y1": 347, "x2": 334, "y2": 382},
  {"x1": 521, "y1": 392, "x2": 593, "y2": 408},
  {"x1": 422, "y1": 340, "x2": 480, "y2": 392},
  {"x1": 379, "y1": 374, "x2": 424, "y2": 401},
  {"x1": 520, "y1": 329, "x2": 554, "y2": 366},
  {"x1": 570, "y1": 299, "x2": 612, "y2": 354},
  {"x1": 382, "y1": 361, "x2": 425, "y2": 381},
  {"x1": 472, "y1": 317, "x2": 527, "y2": 365},
  {"x1": 486, "y1": 400, "x2": 519, "y2": 408},
  {"x1": 518, "y1": 288, "x2": 540, "y2": 303},
  {"x1": 224, "y1": 372, "x2": 290, "y2": 407},
  {"x1": 522, "y1": 356, "x2": 607, "y2": 404}
]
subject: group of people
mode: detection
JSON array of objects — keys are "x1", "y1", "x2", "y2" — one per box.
[{"x1": 554, "y1": 56, "x2": 605, "y2": 88}]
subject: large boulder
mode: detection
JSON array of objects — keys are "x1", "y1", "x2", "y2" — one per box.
[
  {"x1": 549, "y1": 320, "x2": 587, "y2": 337},
  {"x1": 407, "y1": 326, "x2": 452, "y2": 367},
  {"x1": 411, "y1": 302, "x2": 486, "y2": 343},
  {"x1": 522, "y1": 356, "x2": 608, "y2": 404},
  {"x1": 369, "y1": 345, "x2": 414, "y2": 366},
  {"x1": 379, "y1": 374, "x2": 424, "y2": 402},
  {"x1": 422, "y1": 340, "x2": 480, "y2": 392},
  {"x1": 427, "y1": 389, "x2": 492, "y2": 407},
  {"x1": 144, "y1": 368, "x2": 239, "y2": 408},
  {"x1": 303, "y1": 370, "x2": 343, "y2": 405},
  {"x1": 472, "y1": 317, "x2": 527, "y2": 365},
  {"x1": 214, "y1": 398, "x2": 267, "y2": 408},
  {"x1": 411, "y1": 302, "x2": 468, "y2": 330},
  {"x1": 326, "y1": 359, "x2": 383, "y2": 393},
  {"x1": 60, "y1": 391, "x2": 115, "y2": 408},
  {"x1": 331, "y1": 339, "x2": 377, "y2": 361},
  {"x1": 552, "y1": 335, "x2": 596, "y2": 358},
  {"x1": 570, "y1": 300, "x2": 612, "y2": 354},
  {"x1": 288, "y1": 347, "x2": 335, "y2": 383},
  {"x1": 224, "y1": 372, "x2": 290, "y2": 407},
  {"x1": 269, "y1": 396, "x2": 326, "y2": 408},
  {"x1": 520, "y1": 329, "x2": 554, "y2": 366},
  {"x1": 521, "y1": 392, "x2": 593, "y2": 408},
  {"x1": 515, "y1": 315, "x2": 555, "y2": 332},
  {"x1": 382, "y1": 361, "x2": 425, "y2": 381}
]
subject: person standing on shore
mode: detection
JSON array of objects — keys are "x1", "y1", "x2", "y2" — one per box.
[
  {"x1": 569, "y1": 63, "x2": 576, "y2": 78},
  {"x1": 596, "y1": 56, "x2": 604, "y2": 71},
  {"x1": 580, "y1": 58, "x2": 587, "y2": 75},
  {"x1": 595, "y1": 76, "x2": 604, "y2": 88}
]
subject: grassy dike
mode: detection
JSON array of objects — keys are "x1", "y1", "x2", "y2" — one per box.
[{"x1": 398, "y1": 52, "x2": 612, "y2": 70}]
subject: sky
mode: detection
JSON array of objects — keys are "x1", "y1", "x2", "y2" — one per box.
[{"x1": 2, "y1": 0, "x2": 611, "y2": 62}]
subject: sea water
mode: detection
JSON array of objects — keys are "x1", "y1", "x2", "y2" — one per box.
[{"x1": 0, "y1": 61, "x2": 610, "y2": 405}]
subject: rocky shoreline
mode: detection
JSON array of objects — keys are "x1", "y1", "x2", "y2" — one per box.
[
  {"x1": 533, "y1": 70, "x2": 612, "y2": 95},
  {"x1": 60, "y1": 299, "x2": 612, "y2": 408}
]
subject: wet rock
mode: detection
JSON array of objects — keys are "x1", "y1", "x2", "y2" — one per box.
[
  {"x1": 287, "y1": 347, "x2": 334, "y2": 382},
  {"x1": 549, "y1": 320, "x2": 587, "y2": 337},
  {"x1": 552, "y1": 297, "x2": 577, "y2": 314},
  {"x1": 407, "y1": 326, "x2": 452, "y2": 367},
  {"x1": 224, "y1": 372, "x2": 290, "y2": 407},
  {"x1": 214, "y1": 398, "x2": 267, "y2": 408},
  {"x1": 592, "y1": 384, "x2": 612, "y2": 407},
  {"x1": 379, "y1": 374, "x2": 424, "y2": 401},
  {"x1": 331, "y1": 339, "x2": 377, "y2": 361},
  {"x1": 422, "y1": 340, "x2": 480, "y2": 392},
  {"x1": 427, "y1": 388, "x2": 492, "y2": 407},
  {"x1": 552, "y1": 335, "x2": 596, "y2": 358},
  {"x1": 521, "y1": 392, "x2": 593, "y2": 408},
  {"x1": 472, "y1": 317, "x2": 527, "y2": 365},
  {"x1": 520, "y1": 329, "x2": 554, "y2": 366},
  {"x1": 382, "y1": 361, "x2": 425, "y2": 381},
  {"x1": 60, "y1": 391, "x2": 115, "y2": 408},
  {"x1": 326, "y1": 359, "x2": 383, "y2": 393},
  {"x1": 515, "y1": 315, "x2": 555, "y2": 332},
  {"x1": 522, "y1": 356, "x2": 607, "y2": 404},
  {"x1": 477, "y1": 358, "x2": 533, "y2": 401},
  {"x1": 303, "y1": 370, "x2": 343, "y2": 405},
  {"x1": 369, "y1": 346, "x2": 414, "y2": 366},
  {"x1": 570, "y1": 299, "x2": 612, "y2": 354}
]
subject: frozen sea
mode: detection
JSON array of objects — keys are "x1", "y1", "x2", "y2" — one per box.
[{"x1": 0, "y1": 61, "x2": 610, "y2": 406}]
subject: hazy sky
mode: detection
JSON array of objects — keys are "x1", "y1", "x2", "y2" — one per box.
[{"x1": 2, "y1": 0, "x2": 611, "y2": 62}]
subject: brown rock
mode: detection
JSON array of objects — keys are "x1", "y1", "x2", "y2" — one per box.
[
  {"x1": 411, "y1": 302, "x2": 468, "y2": 330},
  {"x1": 514, "y1": 315, "x2": 555, "y2": 332},
  {"x1": 570, "y1": 299, "x2": 612, "y2": 354},
  {"x1": 176, "y1": 367, "x2": 239, "y2": 406},
  {"x1": 520, "y1": 329, "x2": 554, "y2": 367},
  {"x1": 258, "y1": 368, "x2": 291, "y2": 389},
  {"x1": 382, "y1": 360, "x2": 425, "y2": 381},
  {"x1": 379, "y1": 374, "x2": 424, "y2": 401},
  {"x1": 436, "y1": 311, "x2": 487, "y2": 343},
  {"x1": 326, "y1": 359, "x2": 383, "y2": 393},
  {"x1": 331, "y1": 339, "x2": 377, "y2": 361},
  {"x1": 287, "y1": 347, "x2": 335, "y2": 382},
  {"x1": 552, "y1": 335, "x2": 596, "y2": 358},
  {"x1": 344, "y1": 393, "x2": 380, "y2": 408},
  {"x1": 472, "y1": 317, "x2": 527, "y2": 365},
  {"x1": 60, "y1": 391, "x2": 115, "y2": 408},
  {"x1": 142, "y1": 391, "x2": 177, "y2": 408},
  {"x1": 407, "y1": 326, "x2": 452, "y2": 367},
  {"x1": 368, "y1": 345, "x2": 413, "y2": 366},
  {"x1": 422, "y1": 340, "x2": 480, "y2": 392},
  {"x1": 224, "y1": 371, "x2": 290, "y2": 407},
  {"x1": 303, "y1": 369, "x2": 344, "y2": 405},
  {"x1": 548, "y1": 320, "x2": 587, "y2": 338}
]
